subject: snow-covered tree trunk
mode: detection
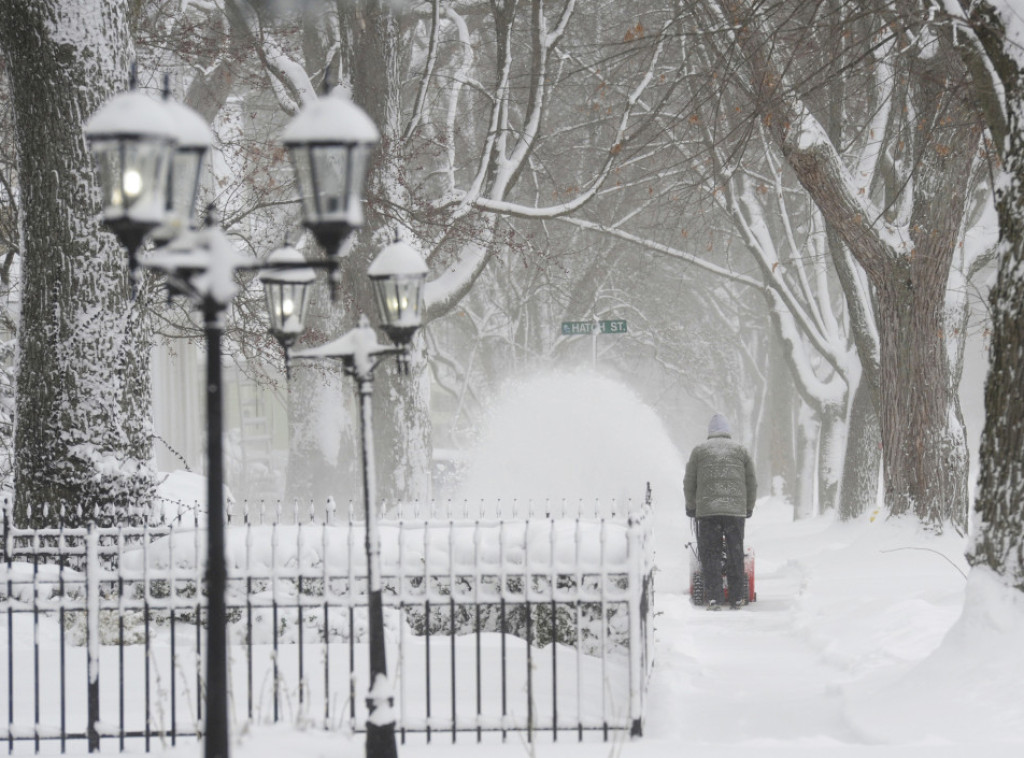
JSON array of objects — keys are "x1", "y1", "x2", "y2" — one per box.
[
  {"x1": 831, "y1": 227, "x2": 882, "y2": 521},
  {"x1": 285, "y1": 357, "x2": 359, "y2": 508},
  {"x1": 0, "y1": 0, "x2": 154, "y2": 528},
  {"x1": 757, "y1": 332, "x2": 797, "y2": 501},
  {"x1": 953, "y1": 0, "x2": 1024, "y2": 588},
  {"x1": 280, "y1": 0, "x2": 431, "y2": 507},
  {"x1": 874, "y1": 262, "x2": 968, "y2": 527},
  {"x1": 794, "y1": 402, "x2": 818, "y2": 519},
  {"x1": 345, "y1": 0, "x2": 432, "y2": 506},
  {"x1": 817, "y1": 402, "x2": 846, "y2": 514}
]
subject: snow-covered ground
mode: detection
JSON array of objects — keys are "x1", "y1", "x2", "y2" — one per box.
[
  {"x1": 141, "y1": 370, "x2": 1023, "y2": 758},
  {"x1": 10, "y1": 370, "x2": 1024, "y2": 756},
  {"x1": 125, "y1": 497, "x2": 1022, "y2": 758}
]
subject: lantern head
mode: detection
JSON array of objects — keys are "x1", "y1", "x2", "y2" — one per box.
[
  {"x1": 84, "y1": 88, "x2": 178, "y2": 264},
  {"x1": 367, "y1": 238, "x2": 428, "y2": 347},
  {"x1": 259, "y1": 243, "x2": 316, "y2": 351},
  {"x1": 281, "y1": 90, "x2": 379, "y2": 258}
]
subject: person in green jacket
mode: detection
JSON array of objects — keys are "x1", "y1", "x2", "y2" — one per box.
[{"x1": 684, "y1": 413, "x2": 757, "y2": 610}]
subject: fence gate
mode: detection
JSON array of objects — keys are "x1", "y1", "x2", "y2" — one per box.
[{"x1": 0, "y1": 489, "x2": 655, "y2": 753}]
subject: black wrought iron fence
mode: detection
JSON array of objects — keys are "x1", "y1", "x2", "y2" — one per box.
[{"x1": 0, "y1": 488, "x2": 654, "y2": 753}]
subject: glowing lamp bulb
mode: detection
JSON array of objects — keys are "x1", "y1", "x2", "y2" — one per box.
[{"x1": 123, "y1": 169, "x2": 143, "y2": 198}]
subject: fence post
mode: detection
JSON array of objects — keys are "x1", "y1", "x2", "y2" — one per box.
[
  {"x1": 626, "y1": 514, "x2": 643, "y2": 737},
  {"x1": 86, "y1": 526, "x2": 100, "y2": 752}
]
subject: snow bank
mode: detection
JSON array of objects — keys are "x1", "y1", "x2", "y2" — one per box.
[
  {"x1": 844, "y1": 566, "x2": 1024, "y2": 745},
  {"x1": 103, "y1": 480, "x2": 1024, "y2": 756},
  {"x1": 787, "y1": 517, "x2": 966, "y2": 659}
]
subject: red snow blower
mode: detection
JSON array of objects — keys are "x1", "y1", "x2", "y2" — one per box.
[{"x1": 686, "y1": 521, "x2": 756, "y2": 606}]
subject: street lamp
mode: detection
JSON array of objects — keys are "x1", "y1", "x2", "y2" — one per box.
[
  {"x1": 85, "y1": 78, "x2": 383, "y2": 758},
  {"x1": 289, "y1": 237, "x2": 428, "y2": 758},
  {"x1": 143, "y1": 210, "x2": 243, "y2": 758},
  {"x1": 83, "y1": 81, "x2": 178, "y2": 276},
  {"x1": 151, "y1": 94, "x2": 215, "y2": 245},
  {"x1": 259, "y1": 242, "x2": 315, "y2": 372},
  {"x1": 281, "y1": 88, "x2": 380, "y2": 275},
  {"x1": 367, "y1": 237, "x2": 429, "y2": 352}
]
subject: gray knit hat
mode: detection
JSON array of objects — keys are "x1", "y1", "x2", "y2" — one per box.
[{"x1": 708, "y1": 413, "x2": 731, "y2": 437}]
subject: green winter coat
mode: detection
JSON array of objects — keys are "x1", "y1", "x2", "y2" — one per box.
[{"x1": 684, "y1": 433, "x2": 757, "y2": 518}]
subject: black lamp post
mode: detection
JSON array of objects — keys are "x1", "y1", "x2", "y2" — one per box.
[
  {"x1": 85, "y1": 80, "x2": 380, "y2": 758},
  {"x1": 143, "y1": 210, "x2": 243, "y2": 758},
  {"x1": 290, "y1": 237, "x2": 428, "y2": 758}
]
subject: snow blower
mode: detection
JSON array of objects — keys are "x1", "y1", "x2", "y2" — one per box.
[{"x1": 686, "y1": 520, "x2": 756, "y2": 606}]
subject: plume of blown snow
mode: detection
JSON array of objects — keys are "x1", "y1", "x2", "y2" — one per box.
[{"x1": 456, "y1": 370, "x2": 683, "y2": 506}]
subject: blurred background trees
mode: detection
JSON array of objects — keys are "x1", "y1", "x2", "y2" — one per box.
[{"x1": 0, "y1": 0, "x2": 1000, "y2": 532}]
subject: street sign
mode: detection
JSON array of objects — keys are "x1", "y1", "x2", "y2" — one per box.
[{"x1": 561, "y1": 319, "x2": 628, "y2": 335}]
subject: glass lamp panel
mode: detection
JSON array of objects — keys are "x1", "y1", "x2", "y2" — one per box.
[
  {"x1": 128, "y1": 138, "x2": 172, "y2": 222},
  {"x1": 90, "y1": 136, "x2": 174, "y2": 223},
  {"x1": 168, "y1": 148, "x2": 205, "y2": 228},
  {"x1": 372, "y1": 275, "x2": 425, "y2": 330},
  {"x1": 309, "y1": 144, "x2": 351, "y2": 220},
  {"x1": 287, "y1": 146, "x2": 317, "y2": 220},
  {"x1": 91, "y1": 138, "x2": 127, "y2": 218},
  {"x1": 265, "y1": 279, "x2": 312, "y2": 343}
]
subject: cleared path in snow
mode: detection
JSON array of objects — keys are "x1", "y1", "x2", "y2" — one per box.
[
  {"x1": 639, "y1": 506, "x2": 971, "y2": 753},
  {"x1": 645, "y1": 577, "x2": 862, "y2": 747}
]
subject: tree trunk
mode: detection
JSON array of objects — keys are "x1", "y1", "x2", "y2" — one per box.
[
  {"x1": 817, "y1": 402, "x2": 846, "y2": 514},
  {"x1": 756, "y1": 331, "x2": 797, "y2": 502},
  {"x1": 285, "y1": 0, "x2": 430, "y2": 507},
  {"x1": 348, "y1": 0, "x2": 432, "y2": 506},
  {"x1": 839, "y1": 372, "x2": 881, "y2": 520},
  {"x1": 285, "y1": 353, "x2": 360, "y2": 510},
  {"x1": 1, "y1": 0, "x2": 154, "y2": 529},
  {"x1": 374, "y1": 344, "x2": 433, "y2": 506},
  {"x1": 794, "y1": 403, "x2": 817, "y2": 520},
  {"x1": 963, "y1": 0, "x2": 1024, "y2": 588},
  {"x1": 972, "y1": 201, "x2": 1024, "y2": 587},
  {"x1": 875, "y1": 265, "x2": 968, "y2": 529}
]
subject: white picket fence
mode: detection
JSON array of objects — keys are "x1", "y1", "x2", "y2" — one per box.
[{"x1": 0, "y1": 488, "x2": 655, "y2": 752}]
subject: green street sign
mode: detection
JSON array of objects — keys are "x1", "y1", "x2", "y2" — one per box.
[{"x1": 561, "y1": 319, "x2": 628, "y2": 335}]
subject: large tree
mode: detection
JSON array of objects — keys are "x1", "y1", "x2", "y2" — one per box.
[
  {"x1": 947, "y1": 0, "x2": 1024, "y2": 588},
  {"x1": 0, "y1": 0, "x2": 154, "y2": 528},
  {"x1": 696, "y1": 0, "x2": 985, "y2": 529}
]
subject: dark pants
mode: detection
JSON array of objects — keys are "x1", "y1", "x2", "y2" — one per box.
[{"x1": 697, "y1": 515, "x2": 746, "y2": 604}]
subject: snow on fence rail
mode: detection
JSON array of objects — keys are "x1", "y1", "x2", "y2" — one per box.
[{"x1": 0, "y1": 488, "x2": 654, "y2": 753}]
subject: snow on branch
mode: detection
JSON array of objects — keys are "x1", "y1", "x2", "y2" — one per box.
[
  {"x1": 555, "y1": 216, "x2": 760, "y2": 289},
  {"x1": 468, "y1": 16, "x2": 671, "y2": 221},
  {"x1": 404, "y1": 0, "x2": 443, "y2": 141}
]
